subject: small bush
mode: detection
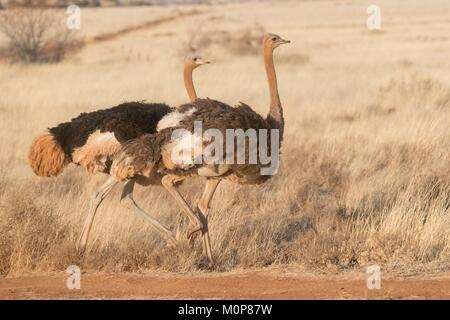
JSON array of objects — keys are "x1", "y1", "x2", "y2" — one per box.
[{"x1": 0, "y1": 8, "x2": 81, "y2": 63}]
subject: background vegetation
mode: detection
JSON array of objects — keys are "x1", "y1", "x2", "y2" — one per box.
[{"x1": 0, "y1": 0, "x2": 449, "y2": 276}]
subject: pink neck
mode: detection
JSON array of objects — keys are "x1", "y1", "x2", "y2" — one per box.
[
  {"x1": 184, "y1": 64, "x2": 197, "y2": 102},
  {"x1": 264, "y1": 45, "x2": 284, "y2": 137}
]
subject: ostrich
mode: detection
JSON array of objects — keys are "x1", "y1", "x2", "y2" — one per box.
[
  {"x1": 28, "y1": 56, "x2": 211, "y2": 251},
  {"x1": 111, "y1": 33, "x2": 290, "y2": 263}
]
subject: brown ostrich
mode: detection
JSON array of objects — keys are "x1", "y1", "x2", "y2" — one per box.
[
  {"x1": 111, "y1": 33, "x2": 290, "y2": 263},
  {"x1": 28, "y1": 56, "x2": 210, "y2": 251}
]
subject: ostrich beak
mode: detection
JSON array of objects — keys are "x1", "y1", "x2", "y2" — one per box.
[{"x1": 197, "y1": 58, "x2": 211, "y2": 65}]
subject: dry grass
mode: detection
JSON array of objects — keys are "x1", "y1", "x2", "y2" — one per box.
[{"x1": 0, "y1": 0, "x2": 449, "y2": 277}]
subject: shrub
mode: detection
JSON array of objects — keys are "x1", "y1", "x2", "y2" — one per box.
[{"x1": 0, "y1": 8, "x2": 81, "y2": 63}]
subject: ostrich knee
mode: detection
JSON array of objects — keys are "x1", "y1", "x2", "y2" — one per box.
[{"x1": 197, "y1": 199, "x2": 210, "y2": 221}]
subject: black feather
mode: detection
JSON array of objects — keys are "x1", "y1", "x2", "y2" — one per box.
[{"x1": 49, "y1": 101, "x2": 173, "y2": 159}]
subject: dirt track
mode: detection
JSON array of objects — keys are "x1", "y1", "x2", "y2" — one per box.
[
  {"x1": 85, "y1": 10, "x2": 202, "y2": 45},
  {"x1": 1, "y1": 271, "x2": 449, "y2": 299}
]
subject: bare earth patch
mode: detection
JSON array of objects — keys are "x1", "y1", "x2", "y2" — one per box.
[
  {"x1": 86, "y1": 10, "x2": 203, "y2": 45},
  {"x1": 1, "y1": 271, "x2": 449, "y2": 300}
]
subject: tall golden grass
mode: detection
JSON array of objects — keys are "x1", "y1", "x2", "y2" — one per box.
[{"x1": 0, "y1": 1, "x2": 449, "y2": 276}]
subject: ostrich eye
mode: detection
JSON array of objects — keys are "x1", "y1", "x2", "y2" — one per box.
[
  {"x1": 193, "y1": 57, "x2": 198, "y2": 61},
  {"x1": 271, "y1": 37, "x2": 277, "y2": 41}
]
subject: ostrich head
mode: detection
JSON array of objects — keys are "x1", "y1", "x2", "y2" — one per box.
[
  {"x1": 185, "y1": 55, "x2": 210, "y2": 69},
  {"x1": 263, "y1": 33, "x2": 290, "y2": 50}
]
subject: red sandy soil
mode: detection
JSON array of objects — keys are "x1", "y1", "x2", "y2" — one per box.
[{"x1": 1, "y1": 270, "x2": 449, "y2": 299}]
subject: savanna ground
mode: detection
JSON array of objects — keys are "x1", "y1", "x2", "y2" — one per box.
[{"x1": 0, "y1": 0, "x2": 449, "y2": 299}]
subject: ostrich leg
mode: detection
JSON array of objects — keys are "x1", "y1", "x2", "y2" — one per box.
[
  {"x1": 196, "y1": 179, "x2": 220, "y2": 263},
  {"x1": 77, "y1": 177, "x2": 118, "y2": 252},
  {"x1": 161, "y1": 174, "x2": 204, "y2": 245},
  {"x1": 120, "y1": 179, "x2": 177, "y2": 247}
]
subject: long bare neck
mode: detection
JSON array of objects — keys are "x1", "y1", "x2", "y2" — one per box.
[
  {"x1": 184, "y1": 64, "x2": 197, "y2": 102},
  {"x1": 264, "y1": 45, "x2": 284, "y2": 138}
]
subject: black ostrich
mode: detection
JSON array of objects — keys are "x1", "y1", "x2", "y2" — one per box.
[{"x1": 28, "y1": 56, "x2": 211, "y2": 251}]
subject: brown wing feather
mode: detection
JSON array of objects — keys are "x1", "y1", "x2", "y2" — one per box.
[
  {"x1": 111, "y1": 98, "x2": 276, "y2": 183},
  {"x1": 111, "y1": 130, "x2": 173, "y2": 181}
]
